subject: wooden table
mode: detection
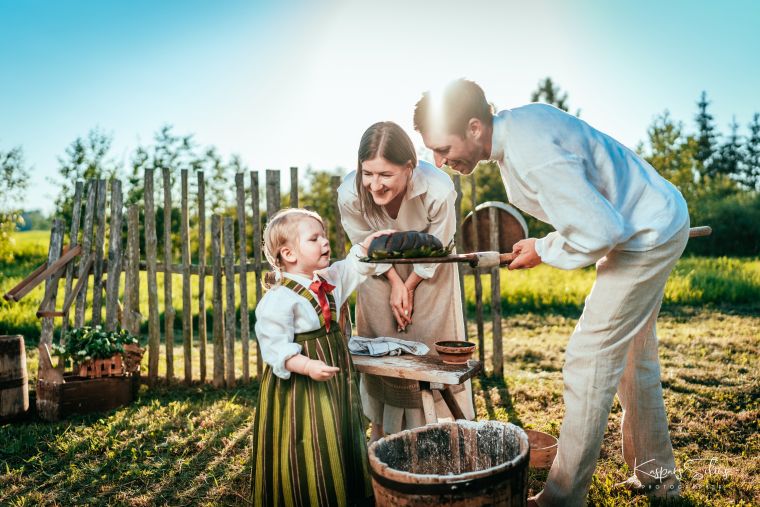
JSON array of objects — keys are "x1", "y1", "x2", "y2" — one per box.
[{"x1": 351, "y1": 354, "x2": 482, "y2": 424}]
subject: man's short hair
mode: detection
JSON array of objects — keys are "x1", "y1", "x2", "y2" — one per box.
[{"x1": 413, "y1": 78, "x2": 494, "y2": 138}]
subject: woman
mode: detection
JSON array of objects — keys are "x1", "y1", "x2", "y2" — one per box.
[{"x1": 338, "y1": 121, "x2": 475, "y2": 442}]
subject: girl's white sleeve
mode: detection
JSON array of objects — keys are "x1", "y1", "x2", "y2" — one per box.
[
  {"x1": 337, "y1": 185, "x2": 392, "y2": 276},
  {"x1": 321, "y1": 244, "x2": 378, "y2": 306},
  {"x1": 413, "y1": 189, "x2": 457, "y2": 279},
  {"x1": 254, "y1": 290, "x2": 302, "y2": 379},
  {"x1": 526, "y1": 153, "x2": 626, "y2": 270}
]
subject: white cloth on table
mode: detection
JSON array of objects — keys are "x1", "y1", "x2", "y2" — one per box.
[
  {"x1": 490, "y1": 103, "x2": 688, "y2": 270},
  {"x1": 253, "y1": 244, "x2": 376, "y2": 380},
  {"x1": 348, "y1": 336, "x2": 430, "y2": 357}
]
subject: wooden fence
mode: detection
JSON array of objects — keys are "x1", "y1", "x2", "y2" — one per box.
[{"x1": 36, "y1": 167, "x2": 509, "y2": 387}]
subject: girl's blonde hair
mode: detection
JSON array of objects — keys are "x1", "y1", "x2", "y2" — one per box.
[{"x1": 263, "y1": 208, "x2": 326, "y2": 287}]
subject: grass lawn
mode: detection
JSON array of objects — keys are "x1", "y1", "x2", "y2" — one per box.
[{"x1": 1, "y1": 231, "x2": 758, "y2": 505}]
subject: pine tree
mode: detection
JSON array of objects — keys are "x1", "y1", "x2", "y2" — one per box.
[
  {"x1": 742, "y1": 113, "x2": 760, "y2": 191},
  {"x1": 531, "y1": 77, "x2": 568, "y2": 111},
  {"x1": 530, "y1": 77, "x2": 580, "y2": 116},
  {"x1": 694, "y1": 91, "x2": 719, "y2": 178},
  {"x1": 714, "y1": 117, "x2": 744, "y2": 179}
]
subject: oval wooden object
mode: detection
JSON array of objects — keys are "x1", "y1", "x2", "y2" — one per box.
[
  {"x1": 0, "y1": 335, "x2": 29, "y2": 420},
  {"x1": 463, "y1": 202, "x2": 529, "y2": 254},
  {"x1": 524, "y1": 429, "x2": 558, "y2": 469},
  {"x1": 368, "y1": 420, "x2": 529, "y2": 506},
  {"x1": 434, "y1": 341, "x2": 476, "y2": 365}
]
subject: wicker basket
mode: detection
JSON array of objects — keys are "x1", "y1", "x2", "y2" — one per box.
[{"x1": 78, "y1": 355, "x2": 124, "y2": 378}]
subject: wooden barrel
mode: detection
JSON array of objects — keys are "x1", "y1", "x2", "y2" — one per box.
[
  {"x1": 368, "y1": 421, "x2": 529, "y2": 506},
  {"x1": 0, "y1": 335, "x2": 29, "y2": 420}
]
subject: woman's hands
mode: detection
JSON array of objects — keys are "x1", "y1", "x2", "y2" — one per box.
[
  {"x1": 285, "y1": 354, "x2": 339, "y2": 381},
  {"x1": 389, "y1": 274, "x2": 411, "y2": 331}
]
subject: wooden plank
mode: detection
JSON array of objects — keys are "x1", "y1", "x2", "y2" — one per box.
[
  {"x1": 105, "y1": 179, "x2": 123, "y2": 331},
  {"x1": 420, "y1": 387, "x2": 437, "y2": 424},
  {"x1": 10, "y1": 245, "x2": 81, "y2": 302},
  {"x1": 489, "y1": 206, "x2": 503, "y2": 377},
  {"x1": 61, "y1": 257, "x2": 93, "y2": 316},
  {"x1": 91, "y1": 179, "x2": 107, "y2": 325},
  {"x1": 122, "y1": 205, "x2": 140, "y2": 335},
  {"x1": 251, "y1": 171, "x2": 263, "y2": 378},
  {"x1": 61, "y1": 181, "x2": 83, "y2": 337},
  {"x1": 39, "y1": 220, "x2": 64, "y2": 356},
  {"x1": 440, "y1": 386, "x2": 467, "y2": 420},
  {"x1": 144, "y1": 169, "x2": 160, "y2": 386},
  {"x1": 223, "y1": 217, "x2": 236, "y2": 388},
  {"x1": 75, "y1": 180, "x2": 97, "y2": 327},
  {"x1": 265, "y1": 170, "x2": 280, "y2": 219},
  {"x1": 235, "y1": 172, "x2": 250, "y2": 382},
  {"x1": 197, "y1": 171, "x2": 207, "y2": 382},
  {"x1": 211, "y1": 214, "x2": 224, "y2": 388},
  {"x1": 350, "y1": 355, "x2": 481, "y2": 385},
  {"x1": 3, "y1": 261, "x2": 46, "y2": 301},
  {"x1": 330, "y1": 175, "x2": 346, "y2": 258},
  {"x1": 181, "y1": 169, "x2": 193, "y2": 384},
  {"x1": 453, "y1": 175, "x2": 468, "y2": 341},
  {"x1": 290, "y1": 166, "x2": 298, "y2": 207},
  {"x1": 162, "y1": 167, "x2": 175, "y2": 381},
  {"x1": 470, "y1": 175, "x2": 485, "y2": 364}
]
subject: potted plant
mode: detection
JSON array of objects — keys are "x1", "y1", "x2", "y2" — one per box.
[{"x1": 51, "y1": 326, "x2": 144, "y2": 378}]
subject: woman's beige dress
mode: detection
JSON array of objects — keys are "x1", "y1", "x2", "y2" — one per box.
[{"x1": 337, "y1": 161, "x2": 475, "y2": 434}]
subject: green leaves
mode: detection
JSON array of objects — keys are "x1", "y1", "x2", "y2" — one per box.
[{"x1": 52, "y1": 326, "x2": 141, "y2": 365}]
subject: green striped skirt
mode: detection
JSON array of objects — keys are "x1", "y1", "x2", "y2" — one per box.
[{"x1": 251, "y1": 322, "x2": 372, "y2": 507}]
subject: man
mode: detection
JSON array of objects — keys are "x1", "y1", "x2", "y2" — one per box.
[{"x1": 414, "y1": 79, "x2": 688, "y2": 506}]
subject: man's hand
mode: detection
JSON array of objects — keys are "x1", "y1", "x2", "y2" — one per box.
[{"x1": 508, "y1": 238, "x2": 542, "y2": 270}]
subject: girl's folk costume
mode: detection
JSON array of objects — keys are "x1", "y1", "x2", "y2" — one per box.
[
  {"x1": 251, "y1": 245, "x2": 375, "y2": 507},
  {"x1": 338, "y1": 161, "x2": 475, "y2": 434}
]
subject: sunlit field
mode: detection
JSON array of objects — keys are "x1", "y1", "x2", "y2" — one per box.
[{"x1": 1, "y1": 231, "x2": 758, "y2": 506}]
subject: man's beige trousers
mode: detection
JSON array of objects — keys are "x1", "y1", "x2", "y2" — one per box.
[{"x1": 537, "y1": 222, "x2": 689, "y2": 506}]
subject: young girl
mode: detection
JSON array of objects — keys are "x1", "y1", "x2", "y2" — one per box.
[{"x1": 250, "y1": 207, "x2": 391, "y2": 507}]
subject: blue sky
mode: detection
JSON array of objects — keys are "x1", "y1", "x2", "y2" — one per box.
[{"x1": 1, "y1": 0, "x2": 759, "y2": 213}]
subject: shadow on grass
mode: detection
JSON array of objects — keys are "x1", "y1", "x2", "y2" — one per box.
[{"x1": 476, "y1": 373, "x2": 524, "y2": 428}]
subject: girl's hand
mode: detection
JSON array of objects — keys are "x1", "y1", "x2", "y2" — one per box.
[
  {"x1": 304, "y1": 359, "x2": 340, "y2": 381},
  {"x1": 390, "y1": 278, "x2": 412, "y2": 331},
  {"x1": 360, "y1": 229, "x2": 396, "y2": 255}
]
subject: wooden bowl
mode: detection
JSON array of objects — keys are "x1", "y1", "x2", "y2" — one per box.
[
  {"x1": 524, "y1": 429, "x2": 558, "y2": 469},
  {"x1": 434, "y1": 341, "x2": 476, "y2": 364}
]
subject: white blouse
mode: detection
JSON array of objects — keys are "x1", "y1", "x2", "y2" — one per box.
[
  {"x1": 254, "y1": 244, "x2": 376, "y2": 379},
  {"x1": 337, "y1": 160, "x2": 457, "y2": 280},
  {"x1": 490, "y1": 104, "x2": 689, "y2": 270}
]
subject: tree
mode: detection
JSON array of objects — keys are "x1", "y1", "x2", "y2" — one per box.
[
  {"x1": 694, "y1": 91, "x2": 719, "y2": 178},
  {"x1": 530, "y1": 77, "x2": 580, "y2": 116},
  {"x1": 741, "y1": 113, "x2": 760, "y2": 191},
  {"x1": 714, "y1": 117, "x2": 744, "y2": 180},
  {"x1": 53, "y1": 128, "x2": 119, "y2": 226},
  {"x1": 639, "y1": 111, "x2": 699, "y2": 200},
  {"x1": 0, "y1": 144, "x2": 30, "y2": 261},
  {"x1": 299, "y1": 167, "x2": 346, "y2": 254}
]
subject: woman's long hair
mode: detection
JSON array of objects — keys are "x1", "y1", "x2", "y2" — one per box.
[{"x1": 356, "y1": 121, "x2": 417, "y2": 229}]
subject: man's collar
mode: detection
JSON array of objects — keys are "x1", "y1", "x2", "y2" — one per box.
[
  {"x1": 406, "y1": 161, "x2": 430, "y2": 199},
  {"x1": 489, "y1": 112, "x2": 507, "y2": 162}
]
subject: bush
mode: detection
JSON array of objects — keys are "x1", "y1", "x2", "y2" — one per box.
[{"x1": 686, "y1": 191, "x2": 760, "y2": 257}]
